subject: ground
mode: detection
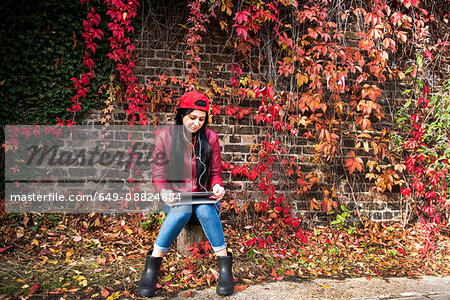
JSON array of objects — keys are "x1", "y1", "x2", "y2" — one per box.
[
  {"x1": 0, "y1": 212, "x2": 449, "y2": 299},
  {"x1": 169, "y1": 276, "x2": 450, "y2": 300}
]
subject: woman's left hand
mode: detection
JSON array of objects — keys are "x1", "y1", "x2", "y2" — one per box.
[{"x1": 210, "y1": 184, "x2": 225, "y2": 201}]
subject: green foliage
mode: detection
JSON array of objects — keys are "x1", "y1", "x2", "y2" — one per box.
[
  {"x1": 245, "y1": 248, "x2": 260, "y2": 264},
  {"x1": 395, "y1": 78, "x2": 450, "y2": 195},
  {"x1": 398, "y1": 79, "x2": 450, "y2": 156},
  {"x1": 140, "y1": 212, "x2": 164, "y2": 230},
  {"x1": 330, "y1": 205, "x2": 356, "y2": 234},
  {"x1": 421, "y1": 81, "x2": 450, "y2": 195},
  {"x1": 46, "y1": 214, "x2": 61, "y2": 227},
  {"x1": 423, "y1": 81, "x2": 450, "y2": 156},
  {"x1": 0, "y1": 0, "x2": 113, "y2": 126}
]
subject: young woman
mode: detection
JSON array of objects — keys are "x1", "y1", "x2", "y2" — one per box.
[{"x1": 138, "y1": 91, "x2": 234, "y2": 297}]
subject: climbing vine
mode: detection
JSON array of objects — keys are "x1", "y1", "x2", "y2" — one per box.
[
  {"x1": 0, "y1": 0, "x2": 111, "y2": 126},
  {"x1": 395, "y1": 56, "x2": 450, "y2": 255},
  {"x1": 62, "y1": 0, "x2": 104, "y2": 126},
  {"x1": 174, "y1": 0, "x2": 450, "y2": 255},
  {"x1": 103, "y1": 0, "x2": 150, "y2": 125}
]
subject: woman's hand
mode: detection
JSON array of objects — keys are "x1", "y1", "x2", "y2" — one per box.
[
  {"x1": 160, "y1": 189, "x2": 176, "y2": 205},
  {"x1": 210, "y1": 184, "x2": 225, "y2": 201}
]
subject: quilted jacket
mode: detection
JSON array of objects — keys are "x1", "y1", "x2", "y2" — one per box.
[{"x1": 151, "y1": 124, "x2": 223, "y2": 193}]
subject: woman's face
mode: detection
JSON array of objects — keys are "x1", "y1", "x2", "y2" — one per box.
[{"x1": 182, "y1": 110, "x2": 206, "y2": 133}]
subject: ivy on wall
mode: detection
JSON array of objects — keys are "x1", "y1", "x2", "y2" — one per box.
[{"x1": 0, "y1": 0, "x2": 136, "y2": 126}]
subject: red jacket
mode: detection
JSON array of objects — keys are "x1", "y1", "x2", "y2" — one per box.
[{"x1": 152, "y1": 125, "x2": 223, "y2": 193}]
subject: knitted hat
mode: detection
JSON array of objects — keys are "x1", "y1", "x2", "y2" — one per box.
[{"x1": 178, "y1": 91, "x2": 210, "y2": 112}]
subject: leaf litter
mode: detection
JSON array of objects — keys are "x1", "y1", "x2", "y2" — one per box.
[{"x1": 0, "y1": 211, "x2": 448, "y2": 299}]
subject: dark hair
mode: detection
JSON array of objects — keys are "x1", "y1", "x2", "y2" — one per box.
[{"x1": 169, "y1": 100, "x2": 211, "y2": 190}]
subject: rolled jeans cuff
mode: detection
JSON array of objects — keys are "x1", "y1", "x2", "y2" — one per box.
[
  {"x1": 155, "y1": 242, "x2": 226, "y2": 253},
  {"x1": 211, "y1": 243, "x2": 227, "y2": 252},
  {"x1": 153, "y1": 243, "x2": 169, "y2": 253}
]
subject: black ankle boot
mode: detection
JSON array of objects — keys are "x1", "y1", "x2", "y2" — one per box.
[
  {"x1": 137, "y1": 251, "x2": 163, "y2": 297},
  {"x1": 216, "y1": 251, "x2": 234, "y2": 295}
]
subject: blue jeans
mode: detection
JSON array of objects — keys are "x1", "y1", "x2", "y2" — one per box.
[{"x1": 153, "y1": 203, "x2": 227, "y2": 253}]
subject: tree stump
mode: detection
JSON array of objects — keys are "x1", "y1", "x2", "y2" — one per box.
[{"x1": 177, "y1": 224, "x2": 207, "y2": 255}]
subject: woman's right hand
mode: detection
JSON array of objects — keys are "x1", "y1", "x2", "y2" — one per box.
[
  {"x1": 211, "y1": 184, "x2": 225, "y2": 201},
  {"x1": 160, "y1": 189, "x2": 176, "y2": 205}
]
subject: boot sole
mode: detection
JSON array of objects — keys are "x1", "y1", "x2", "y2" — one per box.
[
  {"x1": 137, "y1": 286, "x2": 156, "y2": 298},
  {"x1": 216, "y1": 286, "x2": 234, "y2": 295}
]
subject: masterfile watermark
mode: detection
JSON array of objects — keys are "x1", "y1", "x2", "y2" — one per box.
[
  {"x1": 24, "y1": 144, "x2": 169, "y2": 169},
  {"x1": 4, "y1": 125, "x2": 192, "y2": 213}
]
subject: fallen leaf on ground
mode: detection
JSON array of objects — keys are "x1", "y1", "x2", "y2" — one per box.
[
  {"x1": 210, "y1": 267, "x2": 219, "y2": 279},
  {"x1": 284, "y1": 270, "x2": 295, "y2": 275},
  {"x1": 184, "y1": 291, "x2": 192, "y2": 297},
  {"x1": 101, "y1": 287, "x2": 109, "y2": 298},
  {"x1": 234, "y1": 285, "x2": 248, "y2": 292},
  {"x1": 66, "y1": 248, "x2": 74, "y2": 258}
]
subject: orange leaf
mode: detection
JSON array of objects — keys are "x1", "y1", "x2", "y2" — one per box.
[
  {"x1": 101, "y1": 287, "x2": 109, "y2": 298},
  {"x1": 362, "y1": 85, "x2": 381, "y2": 101},
  {"x1": 271, "y1": 269, "x2": 278, "y2": 278},
  {"x1": 365, "y1": 173, "x2": 376, "y2": 181},
  {"x1": 310, "y1": 198, "x2": 319, "y2": 210},
  {"x1": 284, "y1": 270, "x2": 295, "y2": 276},
  {"x1": 234, "y1": 285, "x2": 248, "y2": 292},
  {"x1": 356, "y1": 116, "x2": 372, "y2": 131},
  {"x1": 396, "y1": 30, "x2": 408, "y2": 43},
  {"x1": 368, "y1": 26, "x2": 383, "y2": 40},
  {"x1": 359, "y1": 39, "x2": 374, "y2": 51},
  {"x1": 345, "y1": 151, "x2": 364, "y2": 174},
  {"x1": 66, "y1": 248, "x2": 74, "y2": 259}
]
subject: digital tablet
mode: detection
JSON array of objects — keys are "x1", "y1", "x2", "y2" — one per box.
[
  {"x1": 168, "y1": 191, "x2": 217, "y2": 206},
  {"x1": 177, "y1": 191, "x2": 215, "y2": 199}
]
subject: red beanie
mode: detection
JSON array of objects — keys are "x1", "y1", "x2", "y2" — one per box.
[{"x1": 178, "y1": 91, "x2": 210, "y2": 112}]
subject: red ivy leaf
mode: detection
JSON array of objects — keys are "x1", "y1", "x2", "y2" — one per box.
[
  {"x1": 212, "y1": 104, "x2": 222, "y2": 116},
  {"x1": 321, "y1": 198, "x2": 333, "y2": 214},
  {"x1": 391, "y1": 12, "x2": 402, "y2": 25},
  {"x1": 356, "y1": 116, "x2": 371, "y2": 131},
  {"x1": 235, "y1": 26, "x2": 248, "y2": 40},
  {"x1": 423, "y1": 50, "x2": 433, "y2": 60},
  {"x1": 362, "y1": 85, "x2": 381, "y2": 101},
  {"x1": 234, "y1": 10, "x2": 251, "y2": 24},
  {"x1": 307, "y1": 28, "x2": 319, "y2": 39}
]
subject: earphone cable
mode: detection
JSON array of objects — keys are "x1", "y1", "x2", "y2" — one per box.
[{"x1": 182, "y1": 126, "x2": 207, "y2": 191}]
